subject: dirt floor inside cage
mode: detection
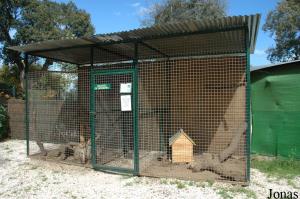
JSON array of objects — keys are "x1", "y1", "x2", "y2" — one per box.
[
  {"x1": 29, "y1": 142, "x2": 92, "y2": 168},
  {"x1": 109, "y1": 151, "x2": 246, "y2": 182},
  {"x1": 29, "y1": 142, "x2": 246, "y2": 182}
]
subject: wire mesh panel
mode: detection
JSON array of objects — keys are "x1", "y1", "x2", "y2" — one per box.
[
  {"x1": 92, "y1": 71, "x2": 135, "y2": 171},
  {"x1": 25, "y1": 27, "x2": 249, "y2": 182},
  {"x1": 27, "y1": 69, "x2": 91, "y2": 166},
  {"x1": 136, "y1": 30, "x2": 248, "y2": 182},
  {"x1": 138, "y1": 57, "x2": 247, "y2": 182}
]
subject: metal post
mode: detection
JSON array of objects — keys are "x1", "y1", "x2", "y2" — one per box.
[
  {"x1": 133, "y1": 42, "x2": 139, "y2": 176},
  {"x1": 89, "y1": 47, "x2": 96, "y2": 166},
  {"x1": 245, "y1": 27, "x2": 251, "y2": 182},
  {"x1": 24, "y1": 54, "x2": 29, "y2": 156}
]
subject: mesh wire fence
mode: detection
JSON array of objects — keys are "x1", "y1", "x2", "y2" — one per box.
[
  {"x1": 93, "y1": 73, "x2": 134, "y2": 169},
  {"x1": 27, "y1": 69, "x2": 91, "y2": 165},
  {"x1": 7, "y1": 99, "x2": 24, "y2": 139},
  {"x1": 26, "y1": 29, "x2": 249, "y2": 182},
  {"x1": 138, "y1": 57, "x2": 247, "y2": 181}
]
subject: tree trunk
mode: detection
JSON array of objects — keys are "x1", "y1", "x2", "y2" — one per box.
[
  {"x1": 219, "y1": 122, "x2": 247, "y2": 162},
  {"x1": 188, "y1": 122, "x2": 247, "y2": 181}
]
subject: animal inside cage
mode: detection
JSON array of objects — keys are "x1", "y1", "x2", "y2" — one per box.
[{"x1": 8, "y1": 14, "x2": 260, "y2": 183}]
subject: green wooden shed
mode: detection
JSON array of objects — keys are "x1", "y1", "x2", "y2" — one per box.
[{"x1": 251, "y1": 60, "x2": 300, "y2": 159}]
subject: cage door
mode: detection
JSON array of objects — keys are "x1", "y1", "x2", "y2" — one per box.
[{"x1": 91, "y1": 69, "x2": 138, "y2": 174}]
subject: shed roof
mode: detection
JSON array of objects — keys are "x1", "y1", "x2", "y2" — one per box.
[
  {"x1": 169, "y1": 129, "x2": 196, "y2": 146},
  {"x1": 251, "y1": 60, "x2": 300, "y2": 72},
  {"x1": 8, "y1": 14, "x2": 260, "y2": 65}
]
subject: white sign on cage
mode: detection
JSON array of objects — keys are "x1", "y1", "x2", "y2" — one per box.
[
  {"x1": 120, "y1": 95, "x2": 131, "y2": 111},
  {"x1": 120, "y1": 83, "x2": 132, "y2": 93}
]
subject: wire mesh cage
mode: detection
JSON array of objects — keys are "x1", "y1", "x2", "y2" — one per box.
[
  {"x1": 25, "y1": 26, "x2": 250, "y2": 182},
  {"x1": 27, "y1": 69, "x2": 91, "y2": 166},
  {"x1": 137, "y1": 57, "x2": 247, "y2": 182}
]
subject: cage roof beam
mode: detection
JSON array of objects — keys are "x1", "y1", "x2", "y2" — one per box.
[
  {"x1": 82, "y1": 37, "x2": 133, "y2": 60},
  {"x1": 139, "y1": 41, "x2": 169, "y2": 58},
  {"x1": 94, "y1": 45, "x2": 132, "y2": 60}
]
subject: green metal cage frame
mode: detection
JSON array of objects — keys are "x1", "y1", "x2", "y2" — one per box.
[
  {"x1": 90, "y1": 68, "x2": 139, "y2": 175},
  {"x1": 23, "y1": 26, "x2": 251, "y2": 182}
]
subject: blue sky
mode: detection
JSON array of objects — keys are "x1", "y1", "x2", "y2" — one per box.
[
  {"x1": 54, "y1": 0, "x2": 280, "y2": 67},
  {"x1": 0, "y1": 0, "x2": 280, "y2": 67}
]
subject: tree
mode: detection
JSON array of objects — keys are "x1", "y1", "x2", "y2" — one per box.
[
  {"x1": 0, "y1": 65, "x2": 20, "y2": 95},
  {"x1": 141, "y1": 0, "x2": 227, "y2": 26},
  {"x1": 263, "y1": 0, "x2": 300, "y2": 63},
  {"x1": 0, "y1": 63, "x2": 69, "y2": 97},
  {"x1": 0, "y1": 0, "x2": 95, "y2": 86}
]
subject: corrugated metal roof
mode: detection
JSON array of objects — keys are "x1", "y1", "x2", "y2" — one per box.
[
  {"x1": 251, "y1": 60, "x2": 300, "y2": 72},
  {"x1": 8, "y1": 14, "x2": 260, "y2": 65},
  {"x1": 92, "y1": 14, "x2": 260, "y2": 52},
  {"x1": 169, "y1": 129, "x2": 196, "y2": 146}
]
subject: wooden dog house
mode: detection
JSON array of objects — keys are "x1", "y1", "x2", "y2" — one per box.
[{"x1": 169, "y1": 129, "x2": 196, "y2": 163}]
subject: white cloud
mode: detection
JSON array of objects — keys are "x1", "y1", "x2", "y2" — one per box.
[
  {"x1": 131, "y1": 2, "x2": 141, "y2": 7},
  {"x1": 130, "y1": 2, "x2": 153, "y2": 18},
  {"x1": 113, "y1": 11, "x2": 121, "y2": 16},
  {"x1": 254, "y1": 49, "x2": 266, "y2": 56},
  {"x1": 137, "y1": 6, "x2": 151, "y2": 17}
]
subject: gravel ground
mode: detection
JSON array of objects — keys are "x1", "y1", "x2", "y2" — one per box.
[{"x1": 0, "y1": 140, "x2": 299, "y2": 199}]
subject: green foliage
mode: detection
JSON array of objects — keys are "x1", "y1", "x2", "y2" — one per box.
[
  {"x1": 206, "y1": 179, "x2": 214, "y2": 186},
  {"x1": 34, "y1": 73, "x2": 70, "y2": 91},
  {"x1": 0, "y1": 63, "x2": 50, "y2": 97},
  {"x1": 217, "y1": 186, "x2": 257, "y2": 199},
  {"x1": 0, "y1": 105, "x2": 8, "y2": 140},
  {"x1": 0, "y1": 0, "x2": 94, "y2": 91},
  {"x1": 30, "y1": 72, "x2": 77, "y2": 101},
  {"x1": 141, "y1": 0, "x2": 227, "y2": 26},
  {"x1": 263, "y1": 0, "x2": 300, "y2": 62},
  {"x1": 14, "y1": 0, "x2": 94, "y2": 44},
  {"x1": 0, "y1": 65, "x2": 20, "y2": 92},
  {"x1": 160, "y1": 178, "x2": 201, "y2": 189},
  {"x1": 217, "y1": 189, "x2": 233, "y2": 199},
  {"x1": 252, "y1": 158, "x2": 300, "y2": 179},
  {"x1": 168, "y1": 179, "x2": 187, "y2": 189}
]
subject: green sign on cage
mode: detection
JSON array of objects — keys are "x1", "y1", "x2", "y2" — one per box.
[{"x1": 94, "y1": 83, "x2": 112, "y2": 90}]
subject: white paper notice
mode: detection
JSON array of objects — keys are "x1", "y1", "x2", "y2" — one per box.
[
  {"x1": 120, "y1": 95, "x2": 132, "y2": 111},
  {"x1": 120, "y1": 83, "x2": 132, "y2": 93}
]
